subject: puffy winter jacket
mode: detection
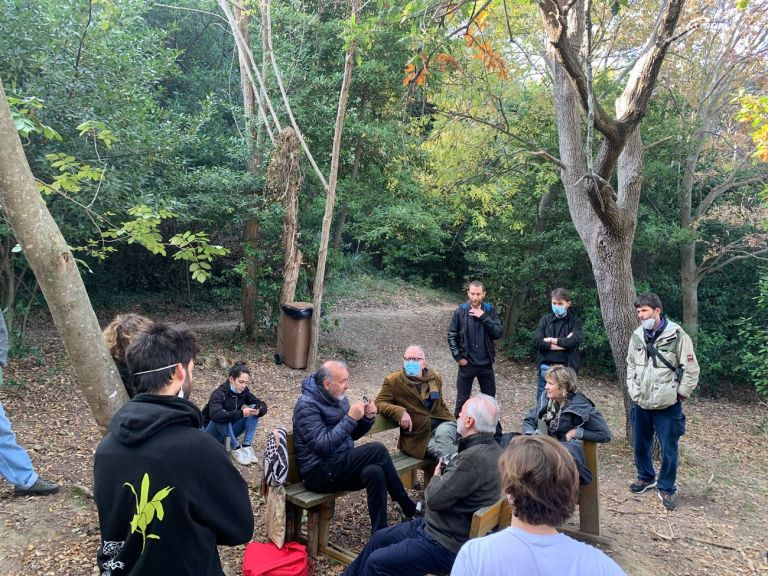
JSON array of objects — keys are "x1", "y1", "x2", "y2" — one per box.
[
  {"x1": 292, "y1": 372, "x2": 374, "y2": 478},
  {"x1": 447, "y1": 302, "x2": 502, "y2": 363},
  {"x1": 626, "y1": 319, "x2": 700, "y2": 410}
]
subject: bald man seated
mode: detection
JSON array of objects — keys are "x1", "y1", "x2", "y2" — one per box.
[
  {"x1": 376, "y1": 345, "x2": 457, "y2": 461},
  {"x1": 293, "y1": 360, "x2": 419, "y2": 533}
]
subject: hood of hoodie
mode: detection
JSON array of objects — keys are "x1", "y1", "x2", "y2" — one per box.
[
  {"x1": 301, "y1": 372, "x2": 319, "y2": 395},
  {"x1": 109, "y1": 393, "x2": 203, "y2": 446}
]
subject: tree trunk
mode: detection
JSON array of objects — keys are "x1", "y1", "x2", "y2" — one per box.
[
  {"x1": 241, "y1": 219, "x2": 260, "y2": 340},
  {"x1": 680, "y1": 242, "x2": 699, "y2": 345},
  {"x1": 332, "y1": 204, "x2": 348, "y2": 251},
  {"x1": 0, "y1": 80, "x2": 127, "y2": 432},
  {"x1": 306, "y1": 0, "x2": 359, "y2": 370},
  {"x1": 269, "y1": 128, "x2": 304, "y2": 357}
]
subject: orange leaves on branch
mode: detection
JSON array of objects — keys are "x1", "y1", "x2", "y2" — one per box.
[
  {"x1": 403, "y1": 62, "x2": 428, "y2": 86},
  {"x1": 464, "y1": 33, "x2": 508, "y2": 80},
  {"x1": 434, "y1": 53, "x2": 460, "y2": 72}
]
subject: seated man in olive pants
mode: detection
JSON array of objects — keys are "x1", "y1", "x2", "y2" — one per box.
[{"x1": 376, "y1": 345, "x2": 457, "y2": 461}]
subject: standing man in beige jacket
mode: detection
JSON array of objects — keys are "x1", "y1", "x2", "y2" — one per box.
[{"x1": 626, "y1": 293, "x2": 700, "y2": 511}]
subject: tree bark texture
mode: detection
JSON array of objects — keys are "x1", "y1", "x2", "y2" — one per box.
[
  {"x1": 241, "y1": 218, "x2": 260, "y2": 340},
  {"x1": 540, "y1": 0, "x2": 684, "y2": 438},
  {"x1": 0, "y1": 80, "x2": 128, "y2": 432},
  {"x1": 269, "y1": 128, "x2": 304, "y2": 356}
]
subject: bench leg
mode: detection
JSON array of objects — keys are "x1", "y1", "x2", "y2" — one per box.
[
  {"x1": 306, "y1": 509, "x2": 321, "y2": 558},
  {"x1": 285, "y1": 502, "x2": 302, "y2": 542},
  {"x1": 318, "y1": 502, "x2": 333, "y2": 550},
  {"x1": 578, "y1": 442, "x2": 600, "y2": 536},
  {"x1": 422, "y1": 465, "x2": 433, "y2": 489}
]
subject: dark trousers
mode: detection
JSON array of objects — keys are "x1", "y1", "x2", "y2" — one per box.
[
  {"x1": 455, "y1": 364, "x2": 502, "y2": 439},
  {"x1": 303, "y1": 442, "x2": 414, "y2": 533},
  {"x1": 454, "y1": 364, "x2": 496, "y2": 417},
  {"x1": 343, "y1": 517, "x2": 455, "y2": 576},
  {"x1": 631, "y1": 402, "x2": 686, "y2": 493}
]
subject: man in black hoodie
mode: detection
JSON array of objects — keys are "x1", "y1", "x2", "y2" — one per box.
[{"x1": 94, "y1": 323, "x2": 253, "y2": 575}]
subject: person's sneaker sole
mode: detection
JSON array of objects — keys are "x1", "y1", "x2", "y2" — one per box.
[{"x1": 629, "y1": 479, "x2": 657, "y2": 494}]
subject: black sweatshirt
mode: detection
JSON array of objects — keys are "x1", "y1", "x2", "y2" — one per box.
[{"x1": 94, "y1": 394, "x2": 253, "y2": 575}]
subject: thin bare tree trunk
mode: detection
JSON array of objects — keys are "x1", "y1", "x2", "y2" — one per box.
[
  {"x1": 0, "y1": 80, "x2": 127, "y2": 432},
  {"x1": 306, "y1": 0, "x2": 360, "y2": 370},
  {"x1": 241, "y1": 219, "x2": 260, "y2": 340}
]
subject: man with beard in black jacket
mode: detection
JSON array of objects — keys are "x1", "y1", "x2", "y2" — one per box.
[{"x1": 94, "y1": 323, "x2": 253, "y2": 575}]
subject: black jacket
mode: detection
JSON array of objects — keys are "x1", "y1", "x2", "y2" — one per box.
[
  {"x1": 447, "y1": 302, "x2": 503, "y2": 363},
  {"x1": 533, "y1": 312, "x2": 582, "y2": 372},
  {"x1": 94, "y1": 394, "x2": 253, "y2": 575},
  {"x1": 522, "y1": 391, "x2": 611, "y2": 443},
  {"x1": 206, "y1": 382, "x2": 267, "y2": 424}
]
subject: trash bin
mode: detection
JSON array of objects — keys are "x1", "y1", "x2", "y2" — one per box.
[{"x1": 277, "y1": 302, "x2": 313, "y2": 369}]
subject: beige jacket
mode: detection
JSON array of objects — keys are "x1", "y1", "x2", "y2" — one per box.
[{"x1": 626, "y1": 319, "x2": 700, "y2": 410}]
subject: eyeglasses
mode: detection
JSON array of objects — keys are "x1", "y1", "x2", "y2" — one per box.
[{"x1": 403, "y1": 357, "x2": 425, "y2": 362}]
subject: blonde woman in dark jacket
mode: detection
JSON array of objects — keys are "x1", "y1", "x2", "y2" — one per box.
[{"x1": 522, "y1": 366, "x2": 611, "y2": 484}]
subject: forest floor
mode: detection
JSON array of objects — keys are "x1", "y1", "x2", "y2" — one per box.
[{"x1": 1, "y1": 287, "x2": 767, "y2": 575}]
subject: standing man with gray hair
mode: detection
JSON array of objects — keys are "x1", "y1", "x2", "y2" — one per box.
[
  {"x1": 342, "y1": 394, "x2": 503, "y2": 576},
  {"x1": 293, "y1": 360, "x2": 419, "y2": 533}
]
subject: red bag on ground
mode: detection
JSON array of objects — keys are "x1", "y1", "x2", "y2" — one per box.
[{"x1": 242, "y1": 541, "x2": 308, "y2": 576}]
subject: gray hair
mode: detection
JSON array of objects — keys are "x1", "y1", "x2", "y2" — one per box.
[
  {"x1": 316, "y1": 360, "x2": 348, "y2": 388},
  {"x1": 404, "y1": 345, "x2": 425, "y2": 359},
  {"x1": 465, "y1": 394, "x2": 498, "y2": 433}
]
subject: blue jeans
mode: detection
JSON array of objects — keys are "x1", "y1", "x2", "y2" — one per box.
[
  {"x1": 631, "y1": 402, "x2": 686, "y2": 493},
  {"x1": 0, "y1": 398, "x2": 38, "y2": 489},
  {"x1": 204, "y1": 415, "x2": 259, "y2": 450},
  {"x1": 343, "y1": 517, "x2": 455, "y2": 576}
]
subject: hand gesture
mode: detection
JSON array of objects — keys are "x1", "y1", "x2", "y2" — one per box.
[
  {"x1": 364, "y1": 398, "x2": 377, "y2": 418},
  {"x1": 242, "y1": 406, "x2": 260, "y2": 417},
  {"x1": 348, "y1": 401, "x2": 365, "y2": 421},
  {"x1": 400, "y1": 411, "x2": 413, "y2": 432},
  {"x1": 565, "y1": 429, "x2": 578, "y2": 441},
  {"x1": 468, "y1": 307, "x2": 484, "y2": 319}
]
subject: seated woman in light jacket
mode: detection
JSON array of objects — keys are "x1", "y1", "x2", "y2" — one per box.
[{"x1": 522, "y1": 365, "x2": 611, "y2": 484}]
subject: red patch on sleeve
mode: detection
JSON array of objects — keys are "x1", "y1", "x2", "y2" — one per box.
[{"x1": 687, "y1": 354, "x2": 694, "y2": 363}]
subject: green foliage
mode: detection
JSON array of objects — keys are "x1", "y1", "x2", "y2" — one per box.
[{"x1": 736, "y1": 273, "x2": 768, "y2": 398}]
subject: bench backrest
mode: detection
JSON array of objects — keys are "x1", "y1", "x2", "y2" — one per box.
[
  {"x1": 285, "y1": 415, "x2": 399, "y2": 485},
  {"x1": 469, "y1": 440, "x2": 600, "y2": 537}
]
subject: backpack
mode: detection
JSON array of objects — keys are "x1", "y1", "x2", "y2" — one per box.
[
  {"x1": 263, "y1": 427, "x2": 289, "y2": 486},
  {"x1": 242, "y1": 541, "x2": 308, "y2": 576}
]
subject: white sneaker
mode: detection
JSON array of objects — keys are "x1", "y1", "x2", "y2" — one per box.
[
  {"x1": 242, "y1": 446, "x2": 259, "y2": 465},
  {"x1": 231, "y1": 447, "x2": 250, "y2": 465}
]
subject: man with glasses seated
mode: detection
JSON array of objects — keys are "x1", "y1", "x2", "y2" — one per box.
[{"x1": 375, "y1": 345, "x2": 457, "y2": 461}]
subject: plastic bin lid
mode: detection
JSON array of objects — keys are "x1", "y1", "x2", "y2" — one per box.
[{"x1": 281, "y1": 302, "x2": 313, "y2": 319}]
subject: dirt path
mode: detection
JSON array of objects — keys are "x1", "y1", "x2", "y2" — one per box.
[{"x1": 1, "y1": 298, "x2": 766, "y2": 575}]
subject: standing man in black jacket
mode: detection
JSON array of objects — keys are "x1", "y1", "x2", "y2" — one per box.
[
  {"x1": 533, "y1": 287, "x2": 582, "y2": 403},
  {"x1": 447, "y1": 280, "x2": 503, "y2": 419},
  {"x1": 94, "y1": 323, "x2": 253, "y2": 575}
]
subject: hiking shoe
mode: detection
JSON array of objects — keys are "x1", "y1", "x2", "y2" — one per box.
[
  {"x1": 231, "y1": 447, "x2": 250, "y2": 465},
  {"x1": 629, "y1": 478, "x2": 657, "y2": 494},
  {"x1": 400, "y1": 501, "x2": 423, "y2": 520},
  {"x1": 242, "y1": 446, "x2": 259, "y2": 465},
  {"x1": 658, "y1": 490, "x2": 678, "y2": 511},
  {"x1": 14, "y1": 477, "x2": 60, "y2": 496}
]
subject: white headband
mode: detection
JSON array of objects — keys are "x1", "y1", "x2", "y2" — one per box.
[{"x1": 133, "y1": 363, "x2": 178, "y2": 376}]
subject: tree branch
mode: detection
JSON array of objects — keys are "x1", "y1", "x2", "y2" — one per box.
[{"x1": 694, "y1": 163, "x2": 767, "y2": 221}]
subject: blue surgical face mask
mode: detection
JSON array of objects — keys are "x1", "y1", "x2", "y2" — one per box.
[
  {"x1": 230, "y1": 385, "x2": 237, "y2": 394},
  {"x1": 552, "y1": 304, "x2": 567, "y2": 317},
  {"x1": 404, "y1": 361, "x2": 422, "y2": 377}
]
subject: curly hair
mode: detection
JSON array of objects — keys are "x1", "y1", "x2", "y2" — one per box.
[
  {"x1": 103, "y1": 313, "x2": 153, "y2": 362},
  {"x1": 499, "y1": 435, "x2": 579, "y2": 527}
]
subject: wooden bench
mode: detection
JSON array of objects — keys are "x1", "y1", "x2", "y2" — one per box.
[
  {"x1": 469, "y1": 440, "x2": 605, "y2": 543},
  {"x1": 283, "y1": 415, "x2": 435, "y2": 563}
]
